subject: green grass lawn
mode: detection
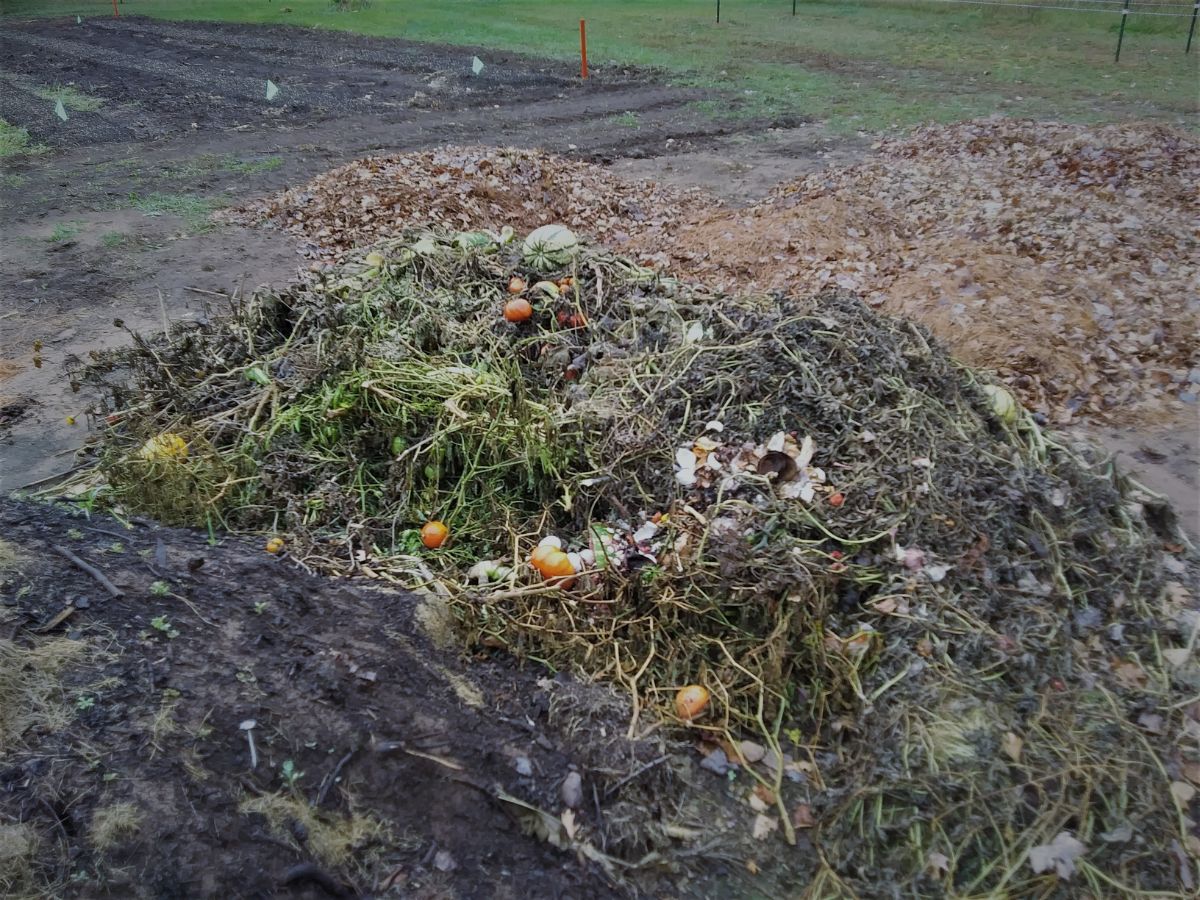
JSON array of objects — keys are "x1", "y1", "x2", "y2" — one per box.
[{"x1": 3, "y1": 0, "x2": 1196, "y2": 131}]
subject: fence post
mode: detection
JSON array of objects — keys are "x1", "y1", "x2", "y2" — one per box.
[
  {"x1": 1187, "y1": 2, "x2": 1198, "y2": 53},
  {"x1": 793, "y1": 0, "x2": 797, "y2": 15},
  {"x1": 580, "y1": 20, "x2": 588, "y2": 79},
  {"x1": 1114, "y1": 0, "x2": 1131, "y2": 62},
  {"x1": 716, "y1": 0, "x2": 721, "y2": 24}
]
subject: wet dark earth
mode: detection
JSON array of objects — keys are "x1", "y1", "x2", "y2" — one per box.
[{"x1": 0, "y1": 15, "x2": 756, "y2": 165}]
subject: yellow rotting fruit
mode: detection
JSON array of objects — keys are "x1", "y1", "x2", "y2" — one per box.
[
  {"x1": 139, "y1": 432, "x2": 188, "y2": 461},
  {"x1": 364, "y1": 251, "x2": 386, "y2": 269},
  {"x1": 982, "y1": 384, "x2": 1018, "y2": 424},
  {"x1": 675, "y1": 684, "x2": 710, "y2": 721},
  {"x1": 265, "y1": 537, "x2": 285, "y2": 554}
]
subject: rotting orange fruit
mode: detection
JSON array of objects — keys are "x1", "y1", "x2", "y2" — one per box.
[
  {"x1": 531, "y1": 546, "x2": 575, "y2": 580},
  {"x1": 529, "y1": 544, "x2": 558, "y2": 574},
  {"x1": 507, "y1": 276, "x2": 527, "y2": 294},
  {"x1": 829, "y1": 492, "x2": 846, "y2": 507},
  {"x1": 421, "y1": 521, "x2": 449, "y2": 549},
  {"x1": 674, "y1": 684, "x2": 710, "y2": 721},
  {"x1": 265, "y1": 537, "x2": 286, "y2": 554},
  {"x1": 504, "y1": 298, "x2": 533, "y2": 323}
]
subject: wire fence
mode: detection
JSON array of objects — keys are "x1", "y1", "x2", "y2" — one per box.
[{"x1": 715, "y1": 0, "x2": 1200, "y2": 60}]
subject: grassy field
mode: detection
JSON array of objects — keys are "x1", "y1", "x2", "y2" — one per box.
[{"x1": 2, "y1": 1, "x2": 1196, "y2": 131}]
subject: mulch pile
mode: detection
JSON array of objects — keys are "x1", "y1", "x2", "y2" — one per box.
[
  {"x1": 662, "y1": 119, "x2": 1200, "y2": 425},
  {"x1": 223, "y1": 145, "x2": 706, "y2": 264}
]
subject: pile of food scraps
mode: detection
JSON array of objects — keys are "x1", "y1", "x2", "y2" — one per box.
[
  {"x1": 223, "y1": 145, "x2": 707, "y2": 264},
  {"x1": 70, "y1": 228, "x2": 1198, "y2": 894},
  {"x1": 657, "y1": 119, "x2": 1200, "y2": 425}
]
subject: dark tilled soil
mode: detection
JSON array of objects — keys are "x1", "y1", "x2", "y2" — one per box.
[
  {"x1": 0, "y1": 16, "x2": 743, "y2": 161},
  {"x1": 0, "y1": 500, "x2": 796, "y2": 899}
]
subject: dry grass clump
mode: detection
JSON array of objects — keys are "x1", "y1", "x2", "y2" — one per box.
[
  {"x1": 240, "y1": 793, "x2": 389, "y2": 873},
  {"x1": 0, "y1": 823, "x2": 40, "y2": 899},
  {"x1": 89, "y1": 803, "x2": 143, "y2": 852},
  {"x1": 0, "y1": 638, "x2": 86, "y2": 754}
]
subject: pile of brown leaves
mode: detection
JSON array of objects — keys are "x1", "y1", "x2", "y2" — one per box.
[
  {"x1": 224, "y1": 146, "x2": 707, "y2": 261},
  {"x1": 657, "y1": 120, "x2": 1200, "y2": 424},
  {"x1": 231, "y1": 122, "x2": 1198, "y2": 425}
]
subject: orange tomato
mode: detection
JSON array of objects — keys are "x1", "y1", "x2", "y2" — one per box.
[
  {"x1": 507, "y1": 276, "x2": 527, "y2": 294},
  {"x1": 421, "y1": 521, "x2": 449, "y2": 549},
  {"x1": 829, "y1": 492, "x2": 846, "y2": 507},
  {"x1": 504, "y1": 298, "x2": 533, "y2": 322},
  {"x1": 265, "y1": 537, "x2": 285, "y2": 554},
  {"x1": 674, "y1": 685, "x2": 710, "y2": 721}
]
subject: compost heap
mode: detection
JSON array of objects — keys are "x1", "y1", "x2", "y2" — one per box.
[{"x1": 75, "y1": 230, "x2": 1198, "y2": 894}]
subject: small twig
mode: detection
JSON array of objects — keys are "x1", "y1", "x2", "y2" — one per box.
[
  {"x1": 315, "y1": 748, "x2": 356, "y2": 807},
  {"x1": 167, "y1": 590, "x2": 219, "y2": 628},
  {"x1": 52, "y1": 546, "x2": 124, "y2": 599},
  {"x1": 82, "y1": 524, "x2": 136, "y2": 540},
  {"x1": 15, "y1": 465, "x2": 88, "y2": 491},
  {"x1": 184, "y1": 285, "x2": 231, "y2": 298}
]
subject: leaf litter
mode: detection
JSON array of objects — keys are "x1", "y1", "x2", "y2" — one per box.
[
  {"x1": 61, "y1": 223, "x2": 1200, "y2": 894},
  {"x1": 228, "y1": 121, "x2": 1199, "y2": 426}
]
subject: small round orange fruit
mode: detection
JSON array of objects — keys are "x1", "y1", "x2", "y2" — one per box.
[
  {"x1": 531, "y1": 546, "x2": 575, "y2": 579},
  {"x1": 421, "y1": 521, "x2": 449, "y2": 549},
  {"x1": 265, "y1": 537, "x2": 285, "y2": 554},
  {"x1": 504, "y1": 298, "x2": 533, "y2": 323},
  {"x1": 507, "y1": 276, "x2": 527, "y2": 294},
  {"x1": 829, "y1": 492, "x2": 846, "y2": 507},
  {"x1": 674, "y1": 684, "x2": 710, "y2": 721}
]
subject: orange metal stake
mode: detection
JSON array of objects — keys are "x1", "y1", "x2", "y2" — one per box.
[
  {"x1": 112, "y1": 0, "x2": 119, "y2": 17},
  {"x1": 579, "y1": 19, "x2": 588, "y2": 79}
]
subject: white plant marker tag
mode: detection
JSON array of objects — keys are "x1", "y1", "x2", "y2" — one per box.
[
  {"x1": 471, "y1": 56, "x2": 484, "y2": 76},
  {"x1": 54, "y1": 98, "x2": 68, "y2": 121},
  {"x1": 265, "y1": 79, "x2": 280, "y2": 101}
]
